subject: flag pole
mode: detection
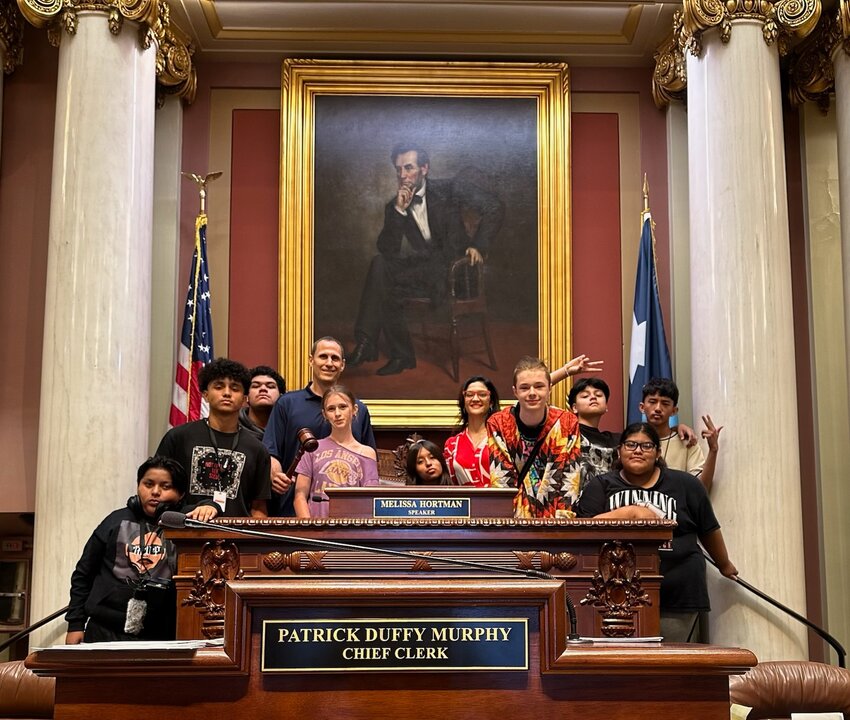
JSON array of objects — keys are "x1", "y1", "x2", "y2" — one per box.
[{"x1": 178, "y1": 171, "x2": 221, "y2": 420}]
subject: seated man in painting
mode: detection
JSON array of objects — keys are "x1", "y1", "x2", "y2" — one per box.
[{"x1": 348, "y1": 143, "x2": 504, "y2": 376}]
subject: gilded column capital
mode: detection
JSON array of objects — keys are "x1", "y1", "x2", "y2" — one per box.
[
  {"x1": 840, "y1": 0, "x2": 850, "y2": 52},
  {"x1": 150, "y1": 0, "x2": 195, "y2": 104},
  {"x1": 0, "y1": 0, "x2": 24, "y2": 73},
  {"x1": 17, "y1": 0, "x2": 157, "y2": 38},
  {"x1": 16, "y1": 0, "x2": 195, "y2": 103},
  {"x1": 653, "y1": 10, "x2": 689, "y2": 108},
  {"x1": 682, "y1": 0, "x2": 822, "y2": 56},
  {"x1": 787, "y1": 10, "x2": 841, "y2": 110}
]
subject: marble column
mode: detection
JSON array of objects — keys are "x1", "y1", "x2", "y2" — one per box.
[
  {"x1": 29, "y1": 9, "x2": 155, "y2": 646},
  {"x1": 685, "y1": 18, "x2": 810, "y2": 660},
  {"x1": 150, "y1": 96, "x2": 184, "y2": 450}
]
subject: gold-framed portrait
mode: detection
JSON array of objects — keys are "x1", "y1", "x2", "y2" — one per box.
[{"x1": 279, "y1": 59, "x2": 571, "y2": 428}]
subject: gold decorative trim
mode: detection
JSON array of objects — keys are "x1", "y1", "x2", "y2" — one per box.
[
  {"x1": 16, "y1": 0, "x2": 195, "y2": 103},
  {"x1": 278, "y1": 59, "x2": 572, "y2": 427},
  {"x1": 200, "y1": 1, "x2": 644, "y2": 47},
  {"x1": 682, "y1": 0, "x2": 822, "y2": 56},
  {"x1": 0, "y1": 0, "x2": 24, "y2": 73},
  {"x1": 217, "y1": 517, "x2": 677, "y2": 530},
  {"x1": 152, "y1": 0, "x2": 196, "y2": 105},
  {"x1": 840, "y1": 0, "x2": 850, "y2": 51},
  {"x1": 652, "y1": 11, "x2": 688, "y2": 109},
  {"x1": 787, "y1": 10, "x2": 840, "y2": 111}
]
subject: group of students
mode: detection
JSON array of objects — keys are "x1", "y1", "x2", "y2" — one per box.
[{"x1": 65, "y1": 338, "x2": 735, "y2": 645}]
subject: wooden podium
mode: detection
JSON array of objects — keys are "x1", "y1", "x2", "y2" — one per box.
[
  {"x1": 27, "y1": 575, "x2": 755, "y2": 719},
  {"x1": 26, "y1": 514, "x2": 757, "y2": 719}
]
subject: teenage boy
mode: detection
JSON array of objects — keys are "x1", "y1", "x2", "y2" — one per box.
[
  {"x1": 640, "y1": 377, "x2": 721, "y2": 492},
  {"x1": 263, "y1": 336, "x2": 376, "y2": 516},
  {"x1": 157, "y1": 358, "x2": 271, "y2": 517},
  {"x1": 488, "y1": 356, "x2": 582, "y2": 518},
  {"x1": 239, "y1": 365, "x2": 285, "y2": 440},
  {"x1": 568, "y1": 377, "x2": 700, "y2": 496},
  {"x1": 567, "y1": 378, "x2": 619, "y2": 496},
  {"x1": 65, "y1": 456, "x2": 218, "y2": 644}
]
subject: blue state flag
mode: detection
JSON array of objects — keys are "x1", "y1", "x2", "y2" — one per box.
[{"x1": 627, "y1": 212, "x2": 673, "y2": 424}]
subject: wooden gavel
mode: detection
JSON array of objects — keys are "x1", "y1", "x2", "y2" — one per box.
[{"x1": 285, "y1": 428, "x2": 320, "y2": 478}]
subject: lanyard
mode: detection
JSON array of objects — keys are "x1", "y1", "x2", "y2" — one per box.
[{"x1": 205, "y1": 420, "x2": 241, "y2": 490}]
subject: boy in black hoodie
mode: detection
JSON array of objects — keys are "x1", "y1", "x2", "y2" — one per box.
[{"x1": 64, "y1": 456, "x2": 218, "y2": 643}]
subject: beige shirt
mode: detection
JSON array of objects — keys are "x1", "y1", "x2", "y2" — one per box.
[{"x1": 659, "y1": 432, "x2": 704, "y2": 476}]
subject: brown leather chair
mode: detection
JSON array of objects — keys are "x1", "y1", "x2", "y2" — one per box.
[
  {"x1": 729, "y1": 660, "x2": 850, "y2": 720},
  {"x1": 0, "y1": 660, "x2": 54, "y2": 719}
]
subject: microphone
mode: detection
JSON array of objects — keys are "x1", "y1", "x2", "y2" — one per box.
[{"x1": 159, "y1": 511, "x2": 584, "y2": 642}]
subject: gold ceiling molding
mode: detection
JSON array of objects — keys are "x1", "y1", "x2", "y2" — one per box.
[
  {"x1": 0, "y1": 0, "x2": 24, "y2": 73},
  {"x1": 200, "y1": 0, "x2": 644, "y2": 47},
  {"x1": 652, "y1": 9, "x2": 688, "y2": 108},
  {"x1": 786, "y1": 7, "x2": 850, "y2": 111},
  {"x1": 682, "y1": 0, "x2": 822, "y2": 56},
  {"x1": 16, "y1": 0, "x2": 195, "y2": 103}
]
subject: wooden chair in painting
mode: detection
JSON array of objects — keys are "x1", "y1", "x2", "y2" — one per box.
[{"x1": 405, "y1": 257, "x2": 498, "y2": 382}]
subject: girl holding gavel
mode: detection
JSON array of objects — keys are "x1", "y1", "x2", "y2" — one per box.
[{"x1": 293, "y1": 385, "x2": 379, "y2": 518}]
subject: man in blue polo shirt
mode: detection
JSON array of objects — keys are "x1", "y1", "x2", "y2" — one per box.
[{"x1": 263, "y1": 336, "x2": 376, "y2": 516}]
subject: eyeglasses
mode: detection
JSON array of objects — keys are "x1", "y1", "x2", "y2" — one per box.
[
  {"x1": 464, "y1": 391, "x2": 491, "y2": 399},
  {"x1": 622, "y1": 440, "x2": 657, "y2": 452}
]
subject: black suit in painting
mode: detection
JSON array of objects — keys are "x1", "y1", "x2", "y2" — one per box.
[{"x1": 353, "y1": 176, "x2": 504, "y2": 365}]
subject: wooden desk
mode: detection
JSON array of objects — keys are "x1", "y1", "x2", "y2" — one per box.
[
  {"x1": 169, "y1": 518, "x2": 674, "y2": 640},
  {"x1": 27, "y1": 578, "x2": 756, "y2": 720}
]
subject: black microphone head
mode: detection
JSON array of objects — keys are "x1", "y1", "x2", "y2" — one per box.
[{"x1": 158, "y1": 510, "x2": 188, "y2": 529}]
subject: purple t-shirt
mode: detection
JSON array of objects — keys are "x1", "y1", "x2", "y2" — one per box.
[{"x1": 295, "y1": 437, "x2": 379, "y2": 517}]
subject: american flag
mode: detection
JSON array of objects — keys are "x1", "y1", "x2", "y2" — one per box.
[{"x1": 169, "y1": 214, "x2": 214, "y2": 427}]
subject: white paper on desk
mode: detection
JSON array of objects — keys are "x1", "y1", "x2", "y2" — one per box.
[
  {"x1": 791, "y1": 713, "x2": 844, "y2": 720},
  {"x1": 36, "y1": 638, "x2": 224, "y2": 651}
]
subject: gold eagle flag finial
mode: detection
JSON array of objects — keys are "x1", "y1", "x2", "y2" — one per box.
[{"x1": 181, "y1": 171, "x2": 223, "y2": 215}]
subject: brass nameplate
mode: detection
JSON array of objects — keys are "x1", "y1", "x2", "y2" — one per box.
[{"x1": 261, "y1": 617, "x2": 528, "y2": 672}]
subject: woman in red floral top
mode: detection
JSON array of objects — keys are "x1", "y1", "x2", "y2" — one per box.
[{"x1": 443, "y1": 376, "x2": 501, "y2": 487}]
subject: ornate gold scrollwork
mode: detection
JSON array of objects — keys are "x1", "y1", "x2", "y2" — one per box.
[
  {"x1": 787, "y1": 10, "x2": 840, "y2": 111},
  {"x1": 0, "y1": 0, "x2": 25, "y2": 73},
  {"x1": 652, "y1": 10, "x2": 689, "y2": 108},
  {"x1": 682, "y1": 0, "x2": 821, "y2": 56},
  {"x1": 16, "y1": 0, "x2": 195, "y2": 104}
]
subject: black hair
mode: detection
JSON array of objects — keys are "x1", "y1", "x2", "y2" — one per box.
[
  {"x1": 198, "y1": 357, "x2": 251, "y2": 394},
  {"x1": 249, "y1": 365, "x2": 285, "y2": 394},
  {"x1": 612, "y1": 422, "x2": 665, "y2": 472},
  {"x1": 390, "y1": 144, "x2": 430, "y2": 167},
  {"x1": 456, "y1": 376, "x2": 500, "y2": 429},
  {"x1": 405, "y1": 439, "x2": 450, "y2": 485},
  {"x1": 136, "y1": 455, "x2": 188, "y2": 496},
  {"x1": 641, "y1": 377, "x2": 679, "y2": 404},
  {"x1": 567, "y1": 377, "x2": 611, "y2": 408}
]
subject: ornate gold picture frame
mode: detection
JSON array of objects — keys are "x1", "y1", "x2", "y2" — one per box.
[{"x1": 279, "y1": 59, "x2": 571, "y2": 428}]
